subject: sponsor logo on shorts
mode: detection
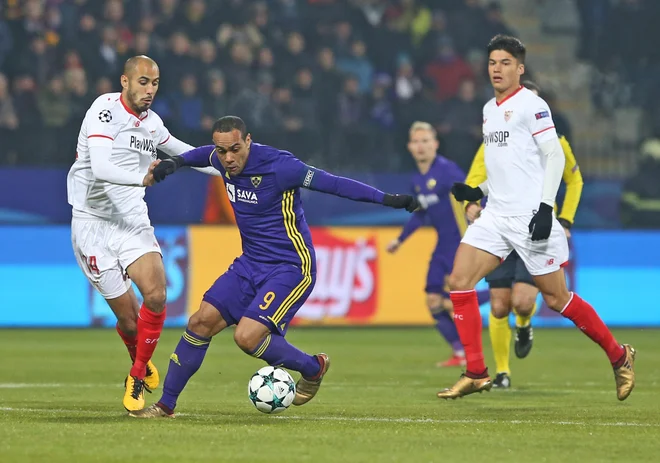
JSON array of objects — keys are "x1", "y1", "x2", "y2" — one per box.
[{"x1": 546, "y1": 258, "x2": 555, "y2": 266}]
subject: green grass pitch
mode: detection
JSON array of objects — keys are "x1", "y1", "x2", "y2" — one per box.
[{"x1": 1, "y1": 328, "x2": 658, "y2": 462}]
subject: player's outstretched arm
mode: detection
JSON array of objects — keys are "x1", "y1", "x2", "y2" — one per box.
[
  {"x1": 157, "y1": 135, "x2": 223, "y2": 177},
  {"x1": 276, "y1": 157, "x2": 419, "y2": 212},
  {"x1": 89, "y1": 140, "x2": 151, "y2": 186},
  {"x1": 152, "y1": 145, "x2": 217, "y2": 182}
]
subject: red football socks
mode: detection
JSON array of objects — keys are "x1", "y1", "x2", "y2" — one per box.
[
  {"x1": 116, "y1": 323, "x2": 137, "y2": 362},
  {"x1": 130, "y1": 304, "x2": 166, "y2": 379},
  {"x1": 561, "y1": 293, "x2": 625, "y2": 367},
  {"x1": 449, "y1": 290, "x2": 487, "y2": 377}
]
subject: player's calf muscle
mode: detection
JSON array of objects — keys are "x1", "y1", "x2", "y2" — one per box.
[
  {"x1": 128, "y1": 254, "x2": 167, "y2": 312},
  {"x1": 107, "y1": 293, "x2": 138, "y2": 335}
]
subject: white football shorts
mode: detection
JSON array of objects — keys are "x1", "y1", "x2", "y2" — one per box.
[
  {"x1": 462, "y1": 209, "x2": 569, "y2": 276},
  {"x1": 71, "y1": 213, "x2": 162, "y2": 299}
]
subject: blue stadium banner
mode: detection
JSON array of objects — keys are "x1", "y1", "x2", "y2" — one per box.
[
  {"x1": 0, "y1": 227, "x2": 658, "y2": 327},
  {"x1": 0, "y1": 225, "x2": 189, "y2": 327}
]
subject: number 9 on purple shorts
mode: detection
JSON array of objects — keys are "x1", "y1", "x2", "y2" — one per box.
[{"x1": 202, "y1": 257, "x2": 316, "y2": 335}]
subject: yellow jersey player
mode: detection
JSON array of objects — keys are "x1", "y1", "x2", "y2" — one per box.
[{"x1": 463, "y1": 80, "x2": 583, "y2": 388}]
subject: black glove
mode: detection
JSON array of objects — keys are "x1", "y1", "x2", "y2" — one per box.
[
  {"x1": 153, "y1": 155, "x2": 184, "y2": 183},
  {"x1": 383, "y1": 194, "x2": 420, "y2": 212},
  {"x1": 451, "y1": 183, "x2": 484, "y2": 202},
  {"x1": 528, "y1": 203, "x2": 554, "y2": 241}
]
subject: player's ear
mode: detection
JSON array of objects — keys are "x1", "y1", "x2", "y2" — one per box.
[
  {"x1": 245, "y1": 133, "x2": 252, "y2": 145},
  {"x1": 517, "y1": 63, "x2": 525, "y2": 76},
  {"x1": 120, "y1": 74, "x2": 128, "y2": 90}
]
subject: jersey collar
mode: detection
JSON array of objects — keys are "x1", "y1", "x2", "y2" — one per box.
[
  {"x1": 120, "y1": 94, "x2": 148, "y2": 120},
  {"x1": 496, "y1": 85, "x2": 524, "y2": 107}
]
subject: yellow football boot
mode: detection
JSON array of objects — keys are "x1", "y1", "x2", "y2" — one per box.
[
  {"x1": 437, "y1": 374, "x2": 492, "y2": 399},
  {"x1": 123, "y1": 375, "x2": 145, "y2": 412},
  {"x1": 144, "y1": 360, "x2": 159, "y2": 392},
  {"x1": 614, "y1": 344, "x2": 636, "y2": 401},
  {"x1": 293, "y1": 354, "x2": 330, "y2": 406}
]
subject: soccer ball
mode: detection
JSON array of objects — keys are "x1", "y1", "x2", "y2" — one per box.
[{"x1": 248, "y1": 366, "x2": 296, "y2": 414}]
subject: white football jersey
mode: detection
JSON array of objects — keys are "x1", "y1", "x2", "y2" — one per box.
[
  {"x1": 482, "y1": 86, "x2": 560, "y2": 216},
  {"x1": 67, "y1": 92, "x2": 171, "y2": 219}
]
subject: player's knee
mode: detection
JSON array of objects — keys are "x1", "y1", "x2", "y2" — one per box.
[
  {"x1": 142, "y1": 286, "x2": 167, "y2": 313},
  {"x1": 426, "y1": 294, "x2": 443, "y2": 313},
  {"x1": 447, "y1": 273, "x2": 471, "y2": 292},
  {"x1": 512, "y1": 294, "x2": 535, "y2": 316},
  {"x1": 540, "y1": 288, "x2": 571, "y2": 311},
  {"x1": 490, "y1": 298, "x2": 510, "y2": 319},
  {"x1": 233, "y1": 328, "x2": 261, "y2": 354}
]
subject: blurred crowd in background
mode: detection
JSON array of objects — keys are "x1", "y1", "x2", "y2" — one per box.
[
  {"x1": 0, "y1": 0, "x2": 521, "y2": 173},
  {"x1": 0, "y1": 0, "x2": 659, "y2": 182}
]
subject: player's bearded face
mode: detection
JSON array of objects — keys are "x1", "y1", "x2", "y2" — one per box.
[
  {"x1": 488, "y1": 50, "x2": 523, "y2": 93},
  {"x1": 124, "y1": 64, "x2": 160, "y2": 113},
  {"x1": 213, "y1": 129, "x2": 252, "y2": 176},
  {"x1": 408, "y1": 129, "x2": 438, "y2": 162}
]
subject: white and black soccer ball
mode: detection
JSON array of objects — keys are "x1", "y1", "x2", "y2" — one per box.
[{"x1": 248, "y1": 366, "x2": 296, "y2": 414}]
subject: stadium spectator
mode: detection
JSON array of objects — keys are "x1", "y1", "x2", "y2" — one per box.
[
  {"x1": 1, "y1": 0, "x2": 509, "y2": 169},
  {"x1": 336, "y1": 39, "x2": 374, "y2": 94},
  {"x1": 620, "y1": 129, "x2": 660, "y2": 228},
  {"x1": 437, "y1": 79, "x2": 484, "y2": 172},
  {"x1": 37, "y1": 74, "x2": 70, "y2": 163},
  {"x1": 424, "y1": 38, "x2": 474, "y2": 102},
  {"x1": 0, "y1": 72, "x2": 18, "y2": 165}
]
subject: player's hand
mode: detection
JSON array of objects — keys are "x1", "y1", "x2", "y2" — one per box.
[
  {"x1": 142, "y1": 160, "x2": 161, "y2": 187},
  {"x1": 466, "y1": 203, "x2": 482, "y2": 222},
  {"x1": 558, "y1": 218, "x2": 572, "y2": 239},
  {"x1": 153, "y1": 155, "x2": 184, "y2": 183},
  {"x1": 528, "y1": 203, "x2": 553, "y2": 241},
  {"x1": 383, "y1": 194, "x2": 420, "y2": 212},
  {"x1": 386, "y1": 239, "x2": 401, "y2": 254},
  {"x1": 451, "y1": 183, "x2": 484, "y2": 202}
]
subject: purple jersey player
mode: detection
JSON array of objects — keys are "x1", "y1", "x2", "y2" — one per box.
[
  {"x1": 129, "y1": 116, "x2": 419, "y2": 418},
  {"x1": 387, "y1": 122, "x2": 488, "y2": 368}
]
